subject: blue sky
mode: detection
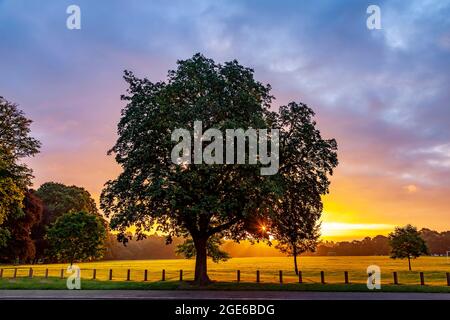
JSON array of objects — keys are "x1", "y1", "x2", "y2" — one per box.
[{"x1": 1, "y1": 0, "x2": 449, "y2": 238}]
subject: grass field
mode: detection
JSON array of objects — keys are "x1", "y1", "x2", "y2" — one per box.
[{"x1": 1, "y1": 256, "x2": 449, "y2": 290}]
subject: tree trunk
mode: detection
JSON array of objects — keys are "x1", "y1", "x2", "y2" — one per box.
[
  {"x1": 293, "y1": 247, "x2": 299, "y2": 276},
  {"x1": 408, "y1": 256, "x2": 411, "y2": 271},
  {"x1": 193, "y1": 236, "x2": 211, "y2": 285}
]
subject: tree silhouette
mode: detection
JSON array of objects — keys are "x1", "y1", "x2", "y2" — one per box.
[
  {"x1": 389, "y1": 224, "x2": 428, "y2": 271},
  {"x1": 270, "y1": 102, "x2": 337, "y2": 275},
  {"x1": 101, "y1": 54, "x2": 338, "y2": 284}
]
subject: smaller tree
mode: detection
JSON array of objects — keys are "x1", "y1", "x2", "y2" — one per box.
[
  {"x1": 176, "y1": 236, "x2": 230, "y2": 263},
  {"x1": 46, "y1": 211, "x2": 106, "y2": 265},
  {"x1": 388, "y1": 224, "x2": 428, "y2": 271},
  {"x1": 275, "y1": 224, "x2": 320, "y2": 275},
  {"x1": 268, "y1": 101, "x2": 337, "y2": 275}
]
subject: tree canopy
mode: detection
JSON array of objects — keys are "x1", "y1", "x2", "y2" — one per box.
[
  {"x1": 32, "y1": 182, "x2": 103, "y2": 261},
  {"x1": 0, "y1": 97, "x2": 41, "y2": 159},
  {"x1": 389, "y1": 224, "x2": 428, "y2": 271},
  {"x1": 269, "y1": 102, "x2": 337, "y2": 274},
  {"x1": 46, "y1": 211, "x2": 107, "y2": 265},
  {"x1": 0, "y1": 97, "x2": 40, "y2": 247},
  {"x1": 101, "y1": 54, "x2": 338, "y2": 284}
]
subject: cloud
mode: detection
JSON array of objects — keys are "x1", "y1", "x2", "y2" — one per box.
[
  {"x1": 404, "y1": 184, "x2": 418, "y2": 193},
  {"x1": 1, "y1": 0, "x2": 449, "y2": 234}
]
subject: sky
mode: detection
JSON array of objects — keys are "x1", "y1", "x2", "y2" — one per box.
[{"x1": 1, "y1": 0, "x2": 449, "y2": 241}]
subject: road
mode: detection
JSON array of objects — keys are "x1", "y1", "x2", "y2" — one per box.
[{"x1": 0, "y1": 290, "x2": 449, "y2": 300}]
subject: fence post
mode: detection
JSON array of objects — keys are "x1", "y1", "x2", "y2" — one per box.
[
  {"x1": 162, "y1": 269, "x2": 165, "y2": 281},
  {"x1": 127, "y1": 269, "x2": 131, "y2": 281},
  {"x1": 29, "y1": 267, "x2": 33, "y2": 278},
  {"x1": 0, "y1": 268, "x2": 3, "y2": 278},
  {"x1": 237, "y1": 270, "x2": 240, "y2": 283},
  {"x1": 13, "y1": 268, "x2": 17, "y2": 278},
  {"x1": 45, "y1": 269, "x2": 48, "y2": 278},
  {"x1": 420, "y1": 272, "x2": 425, "y2": 286},
  {"x1": 393, "y1": 272, "x2": 398, "y2": 285},
  {"x1": 92, "y1": 269, "x2": 96, "y2": 280},
  {"x1": 447, "y1": 273, "x2": 450, "y2": 286},
  {"x1": 109, "y1": 269, "x2": 113, "y2": 281},
  {"x1": 344, "y1": 271, "x2": 349, "y2": 284},
  {"x1": 320, "y1": 271, "x2": 325, "y2": 284},
  {"x1": 60, "y1": 268, "x2": 64, "y2": 279},
  {"x1": 256, "y1": 270, "x2": 260, "y2": 283},
  {"x1": 144, "y1": 269, "x2": 148, "y2": 282},
  {"x1": 279, "y1": 270, "x2": 283, "y2": 284},
  {"x1": 298, "y1": 271, "x2": 303, "y2": 284},
  {"x1": 179, "y1": 270, "x2": 183, "y2": 281}
]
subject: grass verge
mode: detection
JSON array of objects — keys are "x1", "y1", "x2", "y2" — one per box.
[{"x1": 1, "y1": 277, "x2": 450, "y2": 293}]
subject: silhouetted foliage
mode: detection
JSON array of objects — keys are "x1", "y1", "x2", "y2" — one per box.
[
  {"x1": 419, "y1": 228, "x2": 450, "y2": 255},
  {"x1": 389, "y1": 224, "x2": 428, "y2": 271},
  {"x1": 315, "y1": 235, "x2": 391, "y2": 256},
  {"x1": 101, "y1": 54, "x2": 337, "y2": 284},
  {"x1": 0, "y1": 97, "x2": 41, "y2": 160},
  {"x1": 269, "y1": 102, "x2": 337, "y2": 274}
]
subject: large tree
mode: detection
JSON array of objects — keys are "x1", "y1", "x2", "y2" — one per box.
[
  {"x1": 46, "y1": 211, "x2": 107, "y2": 265},
  {"x1": 0, "y1": 97, "x2": 40, "y2": 190},
  {"x1": 389, "y1": 224, "x2": 428, "y2": 271},
  {"x1": 101, "y1": 54, "x2": 338, "y2": 284},
  {"x1": 0, "y1": 154, "x2": 23, "y2": 226},
  {"x1": 0, "y1": 97, "x2": 40, "y2": 246}
]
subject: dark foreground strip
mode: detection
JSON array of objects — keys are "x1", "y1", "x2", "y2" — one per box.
[
  {"x1": 0, "y1": 300, "x2": 448, "y2": 319},
  {"x1": 1, "y1": 289, "x2": 450, "y2": 300}
]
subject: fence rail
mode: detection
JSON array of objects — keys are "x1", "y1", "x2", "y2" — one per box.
[{"x1": 0, "y1": 267, "x2": 449, "y2": 286}]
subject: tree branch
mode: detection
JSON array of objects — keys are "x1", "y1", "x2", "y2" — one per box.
[{"x1": 207, "y1": 217, "x2": 241, "y2": 237}]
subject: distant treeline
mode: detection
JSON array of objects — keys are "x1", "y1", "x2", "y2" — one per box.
[
  {"x1": 314, "y1": 229, "x2": 450, "y2": 256},
  {"x1": 313, "y1": 235, "x2": 390, "y2": 256},
  {"x1": 103, "y1": 234, "x2": 185, "y2": 260},
  {"x1": 102, "y1": 228, "x2": 450, "y2": 260}
]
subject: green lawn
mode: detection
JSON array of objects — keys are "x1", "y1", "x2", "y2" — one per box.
[
  {"x1": 1, "y1": 256, "x2": 449, "y2": 290},
  {"x1": 1, "y1": 277, "x2": 450, "y2": 293}
]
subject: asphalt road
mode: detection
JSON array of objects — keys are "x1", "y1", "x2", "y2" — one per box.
[{"x1": 0, "y1": 290, "x2": 449, "y2": 300}]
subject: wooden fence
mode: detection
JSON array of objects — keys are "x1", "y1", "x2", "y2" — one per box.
[{"x1": 0, "y1": 267, "x2": 449, "y2": 286}]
